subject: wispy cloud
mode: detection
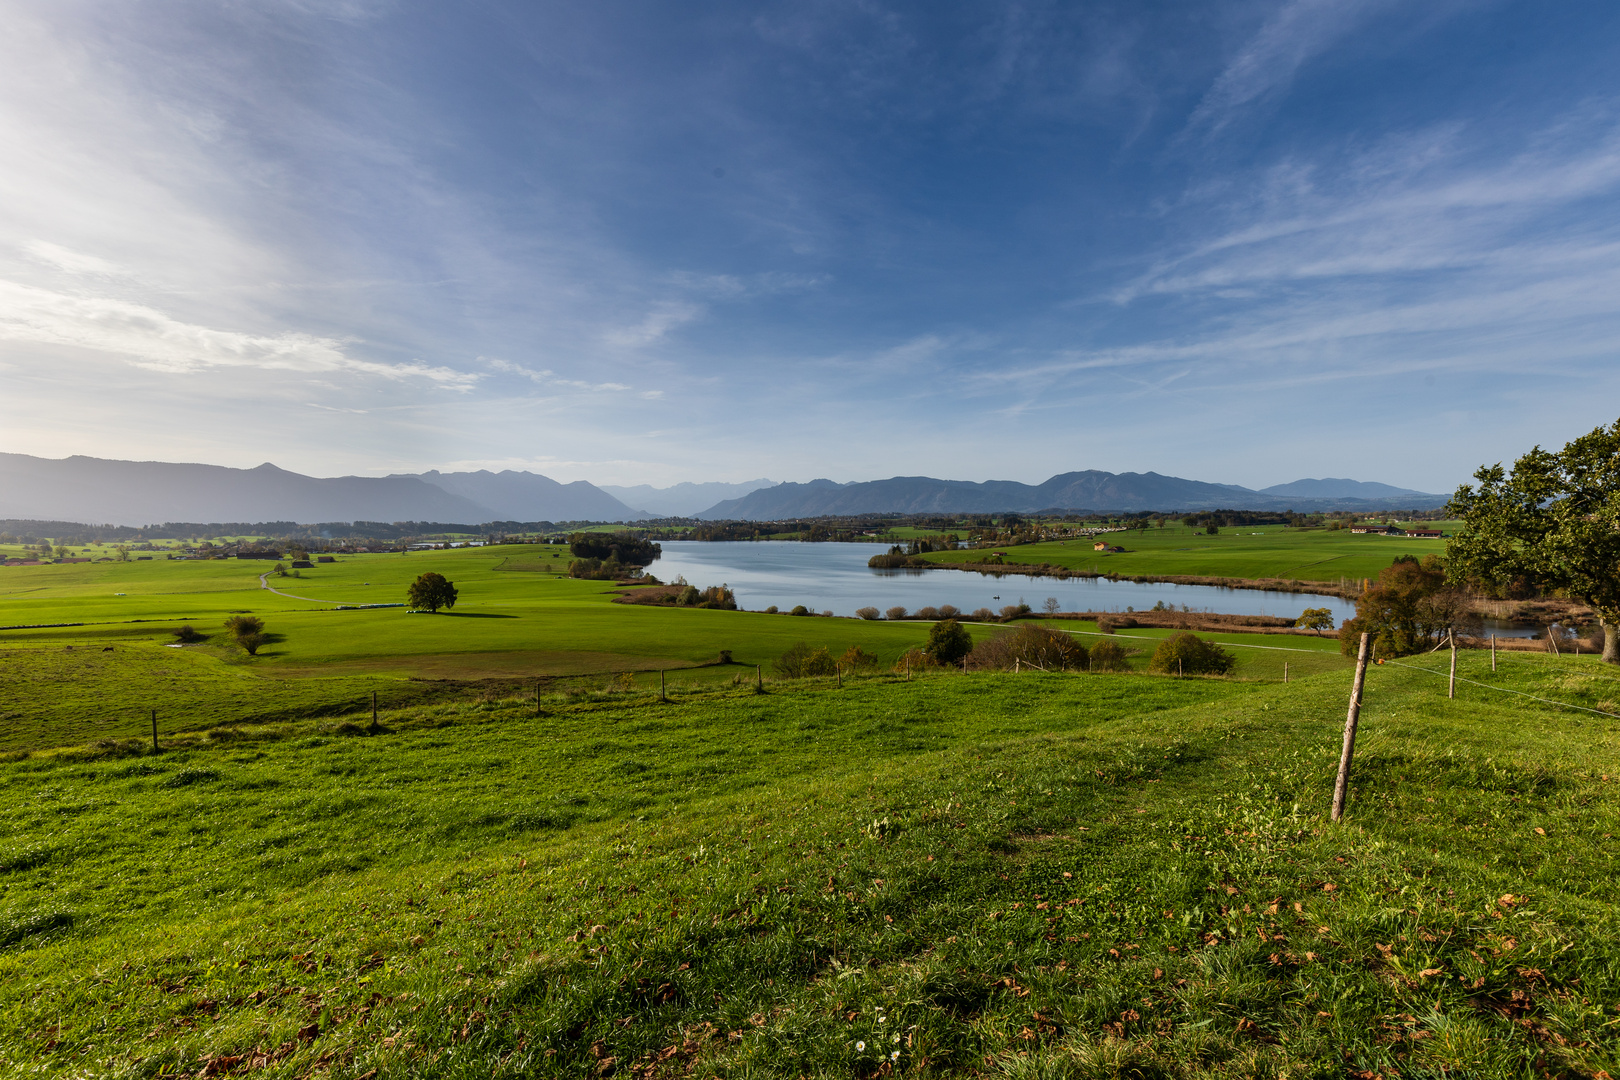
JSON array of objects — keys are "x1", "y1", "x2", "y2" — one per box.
[
  {"x1": 603, "y1": 301, "x2": 702, "y2": 347},
  {"x1": 483, "y1": 356, "x2": 631, "y2": 392},
  {"x1": 0, "y1": 279, "x2": 479, "y2": 387},
  {"x1": 1186, "y1": 0, "x2": 1411, "y2": 136}
]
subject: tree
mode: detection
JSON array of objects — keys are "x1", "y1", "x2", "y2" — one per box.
[
  {"x1": 1148, "y1": 632, "x2": 1235, "y2": 676},
  {"x1": 885, "y1": 606, "x2": 908, "y2": 621},
  {"x1": 1447, "y1": 418, "x2": 1620, "y2": 664},
  {"x1": 1088, "y1": 639, "x2": 1130, "y2": 671},
  {"x1": 925, "y1": 618, "x2": 973, "y2": 666},
  {"x1": 407, "y1": 572, "x2": 459, "y2": 613},
  {"x1": 1337, "y1": 556, "x2": 1454, "y2": 657},
  {"x1": 1042, "y1": 597, "x2": 1061, "y2": 617},
  {"x1": 1295, "y1": 607, "x2": 1336, "y2": 635},
  {"x1": 223, "y1": 614, "x2": 265, "y2": 655},
  {"x1": 855, "y1": 606, "x2": 881, "y2": 620}
]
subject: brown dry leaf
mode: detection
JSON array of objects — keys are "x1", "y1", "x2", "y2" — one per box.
[{"x1": 1418, "y1": 968, "x2": 1443, "y2": 978}]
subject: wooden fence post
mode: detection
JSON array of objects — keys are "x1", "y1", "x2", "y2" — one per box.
[
  {"x1": 1448, "y1": 631, "x2": 1457, "y2": 700},
  {"x1": 836, "y1": 664, "x2": 842, "y2": 688},
  {"x1": 370, "y1": 690, "x2": 379, "y2": 733},
  {"x1": 1284, "y1": 661, "x2": 1289, "y2": 684},
  {"x1": 1331, "y1": 633, "x2": 1373, "y2": 822},
  {"x1": 660, "y1": 670, "x2": 667, "y2": 702},
  {"x1": 756, "y1": 664, "x2": 762, "y2": 693},
  {"x1": 1491, "y1": 634, "x2": 1496, "y2": 672},
  {"x1": 151, "y1": 708, "x2": 159, "y2": 753}
]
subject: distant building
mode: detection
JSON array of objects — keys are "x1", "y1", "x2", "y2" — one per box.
[
  {"x1": 1094, "y1": 541, "x2": 1108, "y2": 550},
  {"x1": 291, "y1": 559, "x2": 314, "y2": 569},
  {"x1": 316, "y1": 555, "x2": 335, "y2": 563},
  {"x1": 1349, "y1": 525, "x2": 1400, "y2": 535},
  {"x1": 1405, "y1": 529, "x2": 1443, "y2": 538},
  {"x1": 235, "y1": 551, "x2": 283, "y2": 559}
]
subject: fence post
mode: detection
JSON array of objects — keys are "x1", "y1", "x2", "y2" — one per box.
[
  {"x1": 151, "y1": 708, "x2": 159, "y2": 753},
  {"x1": 756, "y1": 664, "x2": 762, "y2": 693},
  {"x1": 660, "y1": 670, "x2": 667, "y2": 702},
  {"x1": 1448, "y1": 631, "x2": 1457, "y2": 700},
  {"x1": 1284, "y1": 661, "x2": 1289, "y2": 684},
  {"x1": 370, "y1": 690, "x2": 379, "y2": 733},
  {"x1": 1491, "y1": 634, "x2": 1496, "y2": 672},
  {"x1": 836, "y1": 664, "x2": 842, "y2": 688},
  {"x1": 537, "y1": 678, "x2": 543, "y2": 715},
  {"x1": 1331, "y1": 633, "x2": 1373, "y2": 822}
]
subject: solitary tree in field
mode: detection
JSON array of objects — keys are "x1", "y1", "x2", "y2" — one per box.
[
  {"x1": 223, "y1": 614, "x2": 266, "y2": 655},
  {"x1": 1042, "y1": 597, "x2": 1061, "y2": 617},
  {"x1": 1447, "y1": 418, "x2": 1620, "y2": 665},
  {"x1": 1295, "y1": 608, "x2": 1335, "y2": 635},
  {"x1": 407, "y1": 572, "x2": 459, "y2": 613}
]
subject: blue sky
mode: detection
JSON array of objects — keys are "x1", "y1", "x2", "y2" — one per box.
[{"x1": 2, "y1": 0, "x2": 1619, "y2": 491}]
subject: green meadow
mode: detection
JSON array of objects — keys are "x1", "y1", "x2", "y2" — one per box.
[
  {"x1": 923, "y1": 524, "x2": 1451, "y2": 584},
  {"x1": 4, "y1": 649, "x2": 1620, "y2": 1077}
]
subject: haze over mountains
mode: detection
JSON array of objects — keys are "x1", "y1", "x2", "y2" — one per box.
[
  {"x1": 599, "y1": 480, "x2": 775, "y2": 518},
  {"x1": 0, "y1": 454, "x2": 1447, "y2": 528},
  {"x1": 696, "y1": 473, "x2": 1447, "y2": 520}
]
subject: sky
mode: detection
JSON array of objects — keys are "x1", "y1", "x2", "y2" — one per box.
[{"x1": 2, "y1": 0, "x2": 1619, "y2": 492}]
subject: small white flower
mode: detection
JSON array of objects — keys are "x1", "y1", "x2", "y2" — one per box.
[
  {"x1": 855, "y1": 1041, "x2": 866, "y2": 1052},
  {"x1": 878, "y1": 1016, "x2": 887, "y2": 1024},
  {"x1": 893, "y1": 1034, "x2": 901, "y2": 1043},
  {"x1": 892, "y1": 1050, "x2": 901, "y2": 1061}
]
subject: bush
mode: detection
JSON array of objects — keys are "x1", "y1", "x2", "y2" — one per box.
[
  {"x1": 172, "y1": 624, "x2": 203, "y2": 643},
  {"x1": 774, "y1": 642, "x2": 814, "y2": 678},
  {"x1": 925, "y1": 619, "x2": 973, "y2": 666},
  {"x1": 970, "y1": 625, "x2": 1088, "y2": 671},
  {"x1": 855, "y1": 607, "x2": 881, "y2": 621},
  {"x1": 790, "y1": 605, "x2": 810, "y2": 616},
  {"x1": 775, "y1": 642, "x2": 835, "y2": 678},
  {"x1": 803, "y1": 647, "x2": 837, "y2": 677},
  {"x1": 1088, "y1": 639, "x2": 1130, "y2": 671},
  {"x1": 1147, "y1": 632, "x2": 1235, "y2": 676},
  {"x1": 999, "y1": 603, "x2": 1031, "y2": 620},
  {"x1": 893, "y1": 647, "x2": 935, "y2": 674},
  {"x1": 677, "y1": 585, "x2": 701, "y2": 606},
  {"x1": 1096, "y1": 617, "x2": 1116, "y2": 634},
  {"x1": 765, "y1": 606, "x2": 778, "y2": 614},
  {"x1": 916, "y1": 606, "x2": 940, "y2": 620},
  {"x1": 971, "y1": 607, "x2": 996, "y2": 621},
  {"x1": 937, "y1": 604, "x2": 960, "y2": 619},
  {"x1": 236, "y1": 632, "x2": 266, "y2": 656},
  {"x1": 885, "y1": 606, "x2": 908, "y2": 621},
  {"x1": 840, "y1": 646, "x2": 879, "y2": 671}
]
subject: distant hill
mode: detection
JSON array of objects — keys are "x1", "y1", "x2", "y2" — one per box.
[
  {"x1": 696, "y1": 471, "x2": 1449, "y2": 519},
  {"x1": 598, "y1": 479, "x2": 776, "y2": 518},
  {"x1": 0, "y1": 454, "x2": 644, "y2": 527},
  {"x1": 403, "y1": 470, "x2": 645, "y2": 522},
  {"x1": 1259, "y1": 478, "x2": 1432, "y2": 500}
]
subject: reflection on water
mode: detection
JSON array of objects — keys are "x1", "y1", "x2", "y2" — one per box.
[{"x1": 649, "y1": 541, "x2": 1361, "y2": 622}]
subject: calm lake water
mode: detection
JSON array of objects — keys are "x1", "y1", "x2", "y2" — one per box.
[{"x1": 650, "y1": 541, "x2": 1360, "y2": 622}]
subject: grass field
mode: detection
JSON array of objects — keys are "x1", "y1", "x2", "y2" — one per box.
[
  {"x1": 0, "y1": 545, "x2": 1362, "y2": 754},
  {"x1": 4, "y1": 647, "x2": 1619, "y2": 1077},
  {"x1": 923, "y1": 524, "x2": 1450, "y2": 584}
]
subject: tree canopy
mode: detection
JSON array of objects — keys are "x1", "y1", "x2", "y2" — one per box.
[
  {"x1": 1446, "y1": 418, "x2": 1620, "y2": 664},
  {"x1": 407, "y1": 572, "x2": 459, "y2": 613},
  {"x1": 568, "y1": 533, "x2": 661, "y2": 567},
  {"x1": 925, "y1": 618, "x2": 974, "y2": 666}
]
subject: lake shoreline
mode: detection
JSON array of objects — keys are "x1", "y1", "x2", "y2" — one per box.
[{"x1": 912, "y1": 558, "x2": 1365, "y2": 599}]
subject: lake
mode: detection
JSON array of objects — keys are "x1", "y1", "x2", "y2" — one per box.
[{"x1": 649, "y1": 541, "x2": 1361, "y2": 622}]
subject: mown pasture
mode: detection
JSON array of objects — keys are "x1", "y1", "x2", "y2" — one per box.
[
  {"x1": 3, "y1": 649, "x2": 1619, "y2": 1077},
  {"x1": 922, "y1": 524, "x2": 1450, "y2": 584}
]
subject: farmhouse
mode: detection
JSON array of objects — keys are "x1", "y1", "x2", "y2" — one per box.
[
  {"x1": 1405, "y1": 529, "x2": 1443, "y2": 538},
  {"x1": 1349, "y1": 525, "x2": 1401, "y2": 535}
]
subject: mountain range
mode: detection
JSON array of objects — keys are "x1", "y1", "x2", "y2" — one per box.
[
  {"x1": 0, "y1": 454, "x2": 647, "y2": 526},
  {"x1": 0, "y1": 454, "x2": 1448, "y2": 527},
  {"x1": 599, "y1": 479, "x2": 776, "y2": 517},
  {"x1": 695, "y1": 472, "x2": 1447, "y2": 519}
]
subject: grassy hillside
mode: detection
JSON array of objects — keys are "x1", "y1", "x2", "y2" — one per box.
[
  {"x1": 923, "y1": 524, "x2": 1448, "y2": 584},
  {"x1": 4, "y1": 651, "x2": 1619, "y2": 1077}
]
